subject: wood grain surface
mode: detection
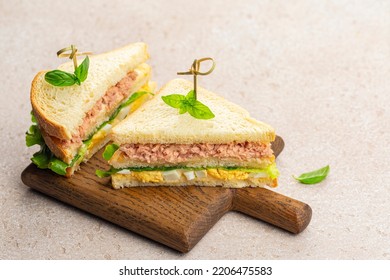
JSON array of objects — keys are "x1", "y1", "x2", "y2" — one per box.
[{"x1": 21, "y1": 136, "x2": 312, "y2": 253}]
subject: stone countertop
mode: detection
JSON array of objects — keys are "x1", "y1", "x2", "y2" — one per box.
[{"x1": 1, "y1": 0, "x2": 389, "y2": 259}]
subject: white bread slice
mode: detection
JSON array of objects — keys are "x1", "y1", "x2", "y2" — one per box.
[
  {"x1": 111, "y1": 173, "x2": 277, "y2": 189},
  {"x1": 111, "y1": 78, "x2": 275, "y2": 145},
  {"x1": 31, "y1": 42, "x2": 149, "y2": 141},
  {"x1": 39, "y1": 64, "x2": 151, "y2": 164}
]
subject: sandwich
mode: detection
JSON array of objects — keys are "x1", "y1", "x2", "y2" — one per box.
[
  {"x1": 26, "y1": 42, "x2": 154, "y2": 176},
  {"x1": 98, "y1": 78, "x2": 279, "y2": 189}
]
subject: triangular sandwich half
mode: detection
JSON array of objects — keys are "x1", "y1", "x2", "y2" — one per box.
[
  {"x1": 101, "y1": 78, "x2": 279, "y2": 189},
  {"x1": 27, "y1": 42, "x2": 155, "y2": 176}
]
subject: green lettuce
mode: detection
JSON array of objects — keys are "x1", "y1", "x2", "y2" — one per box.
[
  {"x1": 26, "y1": 112, "x2": 71, "y2": 175},
  {"x1": 102, "y1": 144, "x2": 119, "y2": 160}
]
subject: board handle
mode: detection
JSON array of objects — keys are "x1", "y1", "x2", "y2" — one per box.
[{"x1": 232, "y1": 188, "x2": 312, "y2": 234}]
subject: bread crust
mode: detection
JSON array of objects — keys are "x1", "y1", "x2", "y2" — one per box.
[
  {"x1": 31, "y1": 71, "x2": 71, "y2": 140},
  {"x1": 39, "y1": 128, "x2": 77, "y2": 164}
]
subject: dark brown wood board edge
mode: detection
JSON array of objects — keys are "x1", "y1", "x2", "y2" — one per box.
[{"x1": 232, "y1": 188, "x2": 312, "y2": 234}]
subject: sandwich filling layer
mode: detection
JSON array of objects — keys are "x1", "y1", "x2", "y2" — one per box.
[
  {"x1": 96, "y1": 163, "x2": 279, "y2": 187},
  {"x1": 119, "y1": 142, "x2": 273, "y2": 164},
  {"x1": 111, "y1": 171, "x2": 278, "y2": 189},
  {"x1": 98, "y1": 144, "x2": 279, "y2": 188}
]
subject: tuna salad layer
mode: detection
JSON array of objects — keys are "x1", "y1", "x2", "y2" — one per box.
[
  {"x1": 58, "y1": 71, "x2": 138, "y2": 149},
  {"x1": 118, "y1": 142, "x2": 274, "y2": 164}
]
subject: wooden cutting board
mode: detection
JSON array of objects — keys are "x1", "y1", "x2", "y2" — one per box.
[{"x1": 21, "y1": 136, "x2": 312, "y2": 253}]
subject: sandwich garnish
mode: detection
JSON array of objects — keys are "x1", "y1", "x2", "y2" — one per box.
[
  {"x1": 293, "y1": 165, "x2": 330, "y2": 184},
  {"x1": 161, "y1": 58, "x2": 215, "y2": 120},
  {"x1": 45, "y1": 45, "x2": 92, "y2": 87}
]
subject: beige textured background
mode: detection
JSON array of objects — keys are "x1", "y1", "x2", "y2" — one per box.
[{"x1": 1, "y1": 0, "x2": 389, "y2": 259}]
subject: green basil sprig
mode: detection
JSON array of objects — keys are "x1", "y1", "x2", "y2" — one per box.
[
  {"x1": 162, "y1": 90, "x2": 215, "y2": 120},
  {"x1": 293, "y1": 165, "x2": 330, "y2": 184},
  {"x1": 45, "y1": 56, "x2": 89, "y2": 87}
]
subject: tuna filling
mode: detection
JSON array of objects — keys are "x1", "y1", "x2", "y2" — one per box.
[
  {"x1": 59, "y1": 71, "x2": 138, "y2": 149},
  {"x1": 119, "y1": 142, "x2": 274, "y2": 164}
]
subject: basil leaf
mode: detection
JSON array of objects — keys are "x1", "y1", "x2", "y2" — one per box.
[
  {"x1": 45, "y1": 70, "x2": 77, "y2": 87},
  {"x1": 74, "y1": 56, "x2": 89, "y2": 83},
  {"x1": 179, "y1": 105, "x2": 188, "y2": 114},
  {"x1": 179, "y1": 100, "x2": 189, "y2": 114},
  {"x1": 186, "y1": 100, "x2": 215, "y2": 120},
  {"x1": 162, "y1": 91, "x2": 215, "y2": 120},
  {"x1": 294, "y1": 165, "x2": 330, "y2": 184},
  {"x1": 161, "y1": 94, "x2": 186, "y2": 108},
  {"x1": 186, "y1": 90, "x2": 195, "y2": 101},
  {"x1": 103, "y1": 144, "x2": 119, "y2": 161},
  {"x1": 48, "y1": 158, "x2": 68, "y2": 176}
]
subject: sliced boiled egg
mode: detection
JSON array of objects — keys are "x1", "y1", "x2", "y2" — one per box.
[
  {"x1": 248, "y1": 172, "x2": 268, "y2": 178},
  {"x1": 116, "y1": 106, "x2": 131, "y2": 121},
  {"x1": 194, "y1": 170, "x2": 207, "y2": 178},
  {"x1": 183, "y1": 171, "x2": 195, "y2": 180},
  {"x1": 162, "y1": 170, "x2": 182, "y2": 181}
]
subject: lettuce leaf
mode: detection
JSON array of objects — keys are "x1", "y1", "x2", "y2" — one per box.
[
  {"x1": 96, "y1": 167, "x2": 118, "y2": 178},
  {"x1": 26, "y1": 124, "x2": 44, "y2": 147},
  {"x1": 48, "y1": 158, "x2": 68, "y2": 176},
  {"x1": 102, "y1": 144, "x2": 119, "y2": 160},
  {"x1": 31, "y1": 147, "x2": 51, "y2": 169}
]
